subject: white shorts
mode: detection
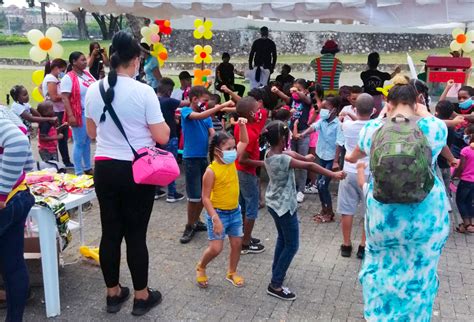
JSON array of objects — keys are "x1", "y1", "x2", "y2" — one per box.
[{"x1": 337, "y1": 172, "x2": 367, "y2": 216}]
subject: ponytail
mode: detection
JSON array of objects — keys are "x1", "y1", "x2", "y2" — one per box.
[{"x1": 208, "y1": 132, "x2": 232, "y2": 162}]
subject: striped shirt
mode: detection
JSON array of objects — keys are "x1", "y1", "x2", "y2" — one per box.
[
  {"x1": 310, "y1": 54, "x2": 343, "y2": 91},
  {"x1": 0, "y1": 117, "x2": 35, "y2": 202}
]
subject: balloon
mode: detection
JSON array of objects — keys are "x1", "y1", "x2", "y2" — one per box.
[
  {"x1": 197, "y1": 25, "x2": 205, "y2": 34},
  {"x1": 158, "y1": 52, "x2": 168, "y2": 61},
  {"x1": 39, "y1": 37, "x2": 53, "y2": 51},
  {"x1": 141, "y1": 26, "x2": 151, "y2": 37},
  {"x1": 164, "y1": 20, "x2": 171, "y2": 28},
  {"x1": 32, "y1": 70, "x2": 44, "y2": 86},
  {"x1": 193, "y1": 55, "x2": 201, "y2": 64},
  {"x1": 194, "y1": 19, "x2": 204, "y2": 28},
  {"x1": 49, "y1": 43, "x2": 64, "y2": 58},
  {"x1": 27, "y1": 29, "x2": 43, "y2": 45},
  {"x1": 464, "y1": 41, "x2": 474, "y2": 53},
  {"x1": 204, "y1": 45, "x2": 212, "y2": 54},
  {"x1": 150, "y1": 34, "x2": 161, "y2": 43},
  {"x1": 202, "y1": 76, "x2": 207, "y2": 82},
  {"x1": 193, "y1": 30, "x2": 201, "y2": 39},
  {"x1": 32, "y1": 87, "x2": 44, "y2": 102},
  {"x1": 45, "y1": 27, "x2": 62, "y2": 42},
  {"x1": 450, "y1": 40, "x2": 462, "y2": 51},
  {"x1": 29, "y1": 46, "x2": 47, "y2": 62},
  {"x1": 150, "y1": 24, "x2": 160, "y2": 34},
  {"x1": 452, "y1": 28, "x2": 464, "y2": 39}
]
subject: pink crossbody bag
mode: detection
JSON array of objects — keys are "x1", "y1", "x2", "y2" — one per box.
[{"x1": 99, "y1": 80, "x2": 179, "y2": 186}]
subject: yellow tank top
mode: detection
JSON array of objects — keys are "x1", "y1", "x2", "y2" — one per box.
[{"x1": 209, "y1": 161, "x2": 239, "y2": 210}]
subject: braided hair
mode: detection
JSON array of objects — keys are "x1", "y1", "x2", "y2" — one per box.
[
  {"x1": 7, "y1": 85, "x2": 26, "y2": 105},
  {"x1": 209, "y1": 131, "x2": 233, "y2": 162},
  {"x1": 262, "y1": 120, "x2": 289, "y2": 148}
]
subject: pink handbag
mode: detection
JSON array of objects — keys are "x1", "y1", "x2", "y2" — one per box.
[{"x1": 99, "y1": 80, "x2": 180, "y2": 186}]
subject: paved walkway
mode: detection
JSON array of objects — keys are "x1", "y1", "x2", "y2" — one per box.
[{"x1": 2, "y1": 172, "x2": 474, "y2": 321}]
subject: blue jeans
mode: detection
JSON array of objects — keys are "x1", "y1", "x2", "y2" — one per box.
[
  {"x1": 205, "y1": 207, "x2": 243, "y2": 240},
  {"x1": 163, "y1": 137, "x2": 179, "y2": 196},
  {"x1": 317, "y1": 159, "x2": 334, "y2": 208},
  {"x1": 71, "y1": 113, "x2": 91, "y2": 175},
  {"x1": 290, "y1": 135, "x2": 310, "y2": 192},
  {"x1": 456, "y1": 180, "x2": 474, "y2": 219},
  {"x1": 0, "y1": 190, "x2": 35, "y2": 322},
  {"x1": 268, "y1": 207, "x2": 299, "y2": 288},
  {"x1": 184, "y1": 158, "x2": 208, "y2": 202},
  {"x1": 238, "y1": 171, "x2": 259, "y2": 220}
]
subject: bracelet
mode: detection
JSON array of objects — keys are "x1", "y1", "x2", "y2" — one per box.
[{"x1": 211, "y1": 215, "x2": 219, "y2": 221}]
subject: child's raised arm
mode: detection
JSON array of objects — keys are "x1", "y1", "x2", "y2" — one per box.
[
  {"x1": 271, "y1": 86, "x2": 291, "y2": 104},
  {"x1": 236, "y1": 118, "x2": 249, "y2": 158}
]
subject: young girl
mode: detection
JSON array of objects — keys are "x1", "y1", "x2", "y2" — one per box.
[
  {"x1": 196, "y1": 117, "x2": 249, "y2": 288},
  {"x1": 8, "y1": 85, "x2": 57, "y2": 135},
  {"x1": 452, "y1": 127, "x2": 474, "y2": 233},
  {"x1": 263, "y1": 120, "x2": 345, "y2": 300}
]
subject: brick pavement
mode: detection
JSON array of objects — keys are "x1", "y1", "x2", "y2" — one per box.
[{"x1": 3, "y1": 176, "x2": 474, "y2": 321}]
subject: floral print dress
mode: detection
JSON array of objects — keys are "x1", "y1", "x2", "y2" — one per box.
[{"x1": 358, "y1": 116, "x2": 450, "y2": 321}]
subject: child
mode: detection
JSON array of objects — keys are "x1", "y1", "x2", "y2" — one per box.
[
  {"x1": 441, "y1": 81, "x2": 474, "y2": 115},
  {"x1": 196, "y1": 118, "x2": 249, "y2": 288},
  {"x1": 37, "y1": 101, "x2": 63, "y2": 162},
  {"x1": 435, "y1": 101, "x2": 458, "y2": 189},
  {"x1": 275, "y1": 64, "x2": 295, "y2": 91},
  {"x1": 263, "y1": 120, "x2": 345, "y2": 301},
  {"x1": 452, "y1": 127, "x2": 474, "y2": 233},
  {"x1": 8, "y1": 85, "x2": 57, "y2": 135},
  {"x1": 298, "y1": 96, "x2": 344, "y2": 222},
  {"x1": 337, "y1": 93, "x2": 374, "y2": 259},
  {"x1": 215, "y1": 52, "x2": 245, "y2": 101},
  {"x1": 157, "y1": 77, "x2": 188, "y2": 203},
  {"x1": 235, "y1": 96, "x2": 268, "y2": 254},
  {"x1": 339, "y1": 85, "x2": 363, "y2": 122},
  {"x1": 209, "y1": 94, "x2": 225, "y2": 132},
  {"x1": 180, "y1": 86, "x2": 233, "y2": 244},
  {"x1": 171, "y1": 71, "x2": 192, "y2": 100},
  {"x1": 271, "y1": 79, "x2": 315, "y2": 203}
]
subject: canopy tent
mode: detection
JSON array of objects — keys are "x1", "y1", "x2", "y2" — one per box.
[{"x1": 46, "y1": 0, "x2": 474, "y2": 27}]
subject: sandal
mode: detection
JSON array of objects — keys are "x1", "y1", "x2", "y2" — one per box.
[
  {"x1": 226, "y1": 272, "x2": 244, "y2": 288},
  {"x1": 467, "y1": 225, "x2": 474, "y2": 233},
  {"x1": 315, "y1": 214, "x2": 335, "y2": 223},
  {"x1": 196, "y1": 263, "x2": 208, "y2": 288}
]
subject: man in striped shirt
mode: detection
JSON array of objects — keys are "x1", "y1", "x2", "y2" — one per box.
[
  {"x1": 310, "y1": 40, "x2": 343, "y2": 96},
  {"x1": 0, "y1": 115, "x2": 35, "y2": 321}
]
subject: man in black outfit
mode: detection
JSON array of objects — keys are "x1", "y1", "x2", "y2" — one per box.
[
  {"x1": 216, "y1": 52, "x2": 246, "y2": 100},
  {"x1": 249, "y1": 26, "x2": 277, "y2": 76}
]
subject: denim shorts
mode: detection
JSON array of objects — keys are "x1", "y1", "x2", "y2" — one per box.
[
  {"x1": 238, "y1": 170, "x2": 259, "y2": 220},
  {"x1": 206, "y1": 207, "x2": 243, "y2": 240},
  {"x1": 184, "y1": 158, "x2": 208, "y2": 202}
]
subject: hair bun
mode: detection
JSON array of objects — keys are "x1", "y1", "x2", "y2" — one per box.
[{"x1": 392, "y1": 74, "x2": 409, "y2": 86}]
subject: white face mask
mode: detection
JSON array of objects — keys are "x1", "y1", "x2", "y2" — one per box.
[{"x1": 133, "y1": 59, "x2": 140, "y2": 79}]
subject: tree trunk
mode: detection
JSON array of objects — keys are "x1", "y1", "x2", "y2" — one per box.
[
  {"x1": 72, "y1": 8, "x2": 89, "y2": 40},
  {"x1": 40, "y1": 1, "x2": 47, "y2": 32},
  {"x1": 92, "y1": 13, "x2": 108, "y2": 40},
  {"x1": 125, "y1": 14, "x2": 143, "y2": 40}
]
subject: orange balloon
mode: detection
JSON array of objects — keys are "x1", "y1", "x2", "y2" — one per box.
[
  {"x1": 456, "y1": 34, "x2": 467, "y2": 44},
  {"x1": 158, "y1": 52, "x2": 168, "y2": 60},
  {"x1": 39, "y1": 37, "x2": 53, "y2": 51},
  {"x1": 164, "y1": 20, "x2": 171, "y2": 27}
]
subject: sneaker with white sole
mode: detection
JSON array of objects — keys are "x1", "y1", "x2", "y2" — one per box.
[
  {"x1": 166, "y1": 192, "x2": 185, "y2": 203},
  {"x1": 241, "y1": 243, "x2": 265, "y2": 254},
  {"x1": 296, "y1": 191, "x2": 305, "y2": 203},
  {"x1": 267, "y1": 285, "x2": 297, "y2": 301},
  {"x1": 304, "y1": 185, "x2": 318, "y2": 194}
]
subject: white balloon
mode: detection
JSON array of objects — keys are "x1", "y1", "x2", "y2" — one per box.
[
  {"x1": 48, "y1": 43, "x2": 64, "y2": 58},
  {"x1": 462, "y1": 41, "x2": 474, "y2": 53},
  {"x1": 29, "y1": 46, "x2": 47, "y2": 62},
  {"x1": 141, "y1": 26, "x2": 151, "y2": 37},
  {"x1": 45, "y1": 27, "x2": 62, "y2": 42},
  {"x1": 452, "y1": 28, "x2": 464, "y2": 38},
  {"x1": 27, "y1": 29, "x2": 44, "y2": 46},
  {"x1": 150, "y1": 24, "x2": 160, "y2": 34}
]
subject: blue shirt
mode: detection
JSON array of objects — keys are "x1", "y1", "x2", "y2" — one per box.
[
  {"x1": 144, "y1": 56, "x2": 159, "y2": 89},
  {"x1": 181, "y1": 107, "x2": 213, "y2": 159},
  {"x1": 312, "y1": 117, "x2": 344, "y2": 161}
]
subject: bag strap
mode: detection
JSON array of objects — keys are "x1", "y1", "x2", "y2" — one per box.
[{"x1": 98, "y1": 80, "x2": 139, "y2": 159}]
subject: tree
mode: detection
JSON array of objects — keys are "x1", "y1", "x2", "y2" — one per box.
[
  {"x1": 26, "y1": 0, "x2": 47, "y2": 32},
  {"x1": 125, "y1": 14, "x2": 143, "y2": 40},
  {"x1": 71, "y1": 8, "x2": 89, "y2": 40},
  {"x1": 91, "y1": 13, "x2": 123, "y2": 40}
]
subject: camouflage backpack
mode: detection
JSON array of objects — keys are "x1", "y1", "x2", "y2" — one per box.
[{"x1": 369, "y1": 115, "x2": 434, "y2": 204}]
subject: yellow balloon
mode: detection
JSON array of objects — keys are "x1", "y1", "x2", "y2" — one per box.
[
  {"x1": 32, "y1": 87, "x2": 44, "y2": 103},
  {"x1": 27, "y1": 29, "x2": 43, "y2": 45},
  {"x1": 32, "y1": 70, "x2": 44, "y2": 86},
  {"x1": 48, "y1": 43, "x2": 64, "y2": 58},
  {"x1": 45, "y1": 27, "x2": 62, "y2": 42},
  {"x1": 194, "y1": 44, "x2": 202, "y2": 54},
  {"x1": 193, "y1": 30, "x2": 201, "y2": 39},
  {"x1": 29, "y1": 46, "x2": 47, "y2": 62},
  {"x1": 204, "y1": 45, "x2": 212, "y2": 54},
  {"x1": 193, "y1": 55, "x2": 201, "y2": 64},
  {"x1": 194, "y1": 19, "x2": 203, "y2": 28}
]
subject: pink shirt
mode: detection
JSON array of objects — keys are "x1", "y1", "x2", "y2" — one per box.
[{"x1": 460, "y1": 146, "x2": 474, "y2": 183}]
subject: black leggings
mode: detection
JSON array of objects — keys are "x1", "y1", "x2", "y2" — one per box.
[{"x1": 94, "y1": 160, "x2": 155, "y2": 290}]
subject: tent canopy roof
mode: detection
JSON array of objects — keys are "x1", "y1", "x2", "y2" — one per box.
[{"x1": 47, "y1": 0, "x2": 474, "y2": 27}]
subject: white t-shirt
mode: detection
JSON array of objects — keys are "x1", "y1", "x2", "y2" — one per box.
[
  {"x1": 42, "y1": 74, "x2": 64, "y2": 113},
  {"x1": 171, "y1": 88, "x2": 184, "y2": 100},
  {"x1": 11, "y1": 102, "x2": 31, "y2": 117},
  {"x1": 341, "y1": 120, "x2": 370, "y2": 174},
  {"x1": 85, "y1": 76, "x2": 165, "y2": 161},
  {"x1": 245, "y1": 67, "x2": 270, "y2": 89},
  {"x1": 61, "y1": 72, "x2": 96, "y2": 109},
  {"x1": 340, "y1": 105, "x2": 356, "y2": 122}
]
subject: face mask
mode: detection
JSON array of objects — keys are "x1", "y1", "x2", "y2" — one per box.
[
  {"x1": 58, "y1": 72, "x2": 65, "y2": 79},
  {"x1": 198, "y1": 101, "x2": 208, "y2": 111},
  {"x1": 217, "y1": 149, "x2": 237, "y2": 164},
  {"x1": 320, "y1": 109, "x2": 330, "y2": 120},
  {"x1": 464, "y1": 134, "x2": 471, "y2": 145},
  {"x1": 459, "y1": 98, "x2": 473, "y2": 110},
  {"x1": 291, "y1": 92, "x2": 300, "y2": 101}
]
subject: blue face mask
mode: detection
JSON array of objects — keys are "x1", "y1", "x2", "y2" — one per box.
[
  {"x1": 464, "y1": 134, "x2": 471, "y2": 145},
  {"x1": 320, "y1": 109, "x2": 330, "y2": 120},
  {"x1": 58, "y1": 72, "x2": 65, "y2": 79},
  {"x1": 459, "y1": 98, "x2": 473, "y2": 110},
  {"x1": 218, "y1": 149, "x2": 237, "y2": 164}
]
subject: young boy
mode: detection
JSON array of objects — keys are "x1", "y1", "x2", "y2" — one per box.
[
  {"x1": 37, "y1": 101, "x2": 63, "y2": 162},
  {"x1": 275, "y1": 64, "x2": 295, "y2": 91},
  {"x1": 337, "y1": 93, "x2": 374, "y2": 259},
  {"x1": 180, "y1": 86, "x2": 232, "y2": 244},
  {"x1": 209, "y1": 94, "x2": 225, "y2": 132},
  {"x1": 339, "y1": 85, "x2": 363, "y2": 122},
  {"x1": 216, "y1": 52, "x2": 245, "y2": 101},
  {"x1": 234, "y1": 96, "x2": 268, "y2": 254},
  {"x1": 171, "y1": 71, "x2": 193, "y2": 101},
  {"x1": 157, "y1": 77, "x2": 188, "y2": 203}
]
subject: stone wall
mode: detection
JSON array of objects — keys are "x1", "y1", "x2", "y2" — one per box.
[{"x1": 160, "y1": 30, "x2": 452, "y2": 57}]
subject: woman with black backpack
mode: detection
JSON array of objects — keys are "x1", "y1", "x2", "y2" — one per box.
[{"x1": 345, "y1": 75, "x2": 451, "y2": 321}]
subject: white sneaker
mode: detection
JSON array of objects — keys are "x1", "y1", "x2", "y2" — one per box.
[
  {"x1": 304, "y1": 185, "x2": 318, "y2": 194},
  {"x1": 297, "y1": 192, "x2": 305, "y2": 203}
]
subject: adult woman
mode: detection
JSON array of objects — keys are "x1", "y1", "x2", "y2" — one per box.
[
  {"x1": 85, "y1": 31, "x2": 169, "y2": 316},
  {"x1": 88, "y1": 42, "x2": 109, "y2": 80},
  {"x1": 42, "y1": 58, "x2": 73, "y2": 167},
  {"x1": 346, "y1": 77, "x2": 450, "y2": 320},
  {"x1": 310, "y1": 40, "x2": 343, "y2": 96},
  {"x1": 0, "y1": 115, "x2": 36, "y2": 321},
  {"x1": 141, "y1": 43, "x2": 162, "y2": 92},
  {"x1": 61, "y1": 52, "x2": 95, "y2": 175}
]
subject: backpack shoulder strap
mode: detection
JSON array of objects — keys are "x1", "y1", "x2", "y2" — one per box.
[{"x1": 98, "y1": 80, "x2": 139, "y2": 159}]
